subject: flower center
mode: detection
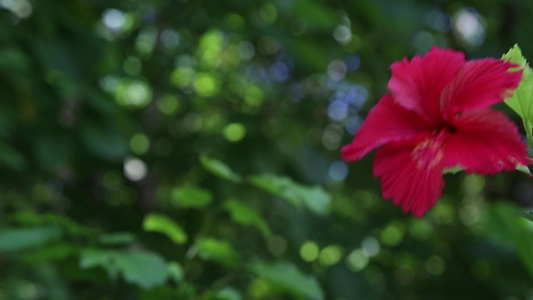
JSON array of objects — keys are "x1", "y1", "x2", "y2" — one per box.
[
  {"x1": 411, "y1": 138, "x2": 444, "y2": 169},
  {"x1": 445, "y1": 123, "x2": 457, "y2": 133}
]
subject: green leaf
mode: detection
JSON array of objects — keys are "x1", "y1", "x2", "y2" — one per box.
[
  {"x1": 250, "y1": 261, "x2": 324, "y2": 300},
  {"x1": 443, "y1": 165, "x2": 463, "y2": 174},
  {"x1": 196, "y1": 238, "x2": 240, "y2": 266},
  {"x1": 11, "y1": 212, "x2": 96, "y2": 237},
  {"x1": 516, "y1": 164, "x2": 532, "y2": 176},
  {"x1": 116, "y1": 252, "x2": 169, "y2": 290},
  {"x1": 516, "y1": 211, "x2": 533, "y2": 222},
  {"x1": 172, "y1": 186, "x2": 213, "y2": 208},
  {"x1": 249, "y1": 173, "x2": 331, "y2": 214},
  {"x1": 224, "y1": 199, "x2": 271, "y2": 238},
  {"x1": 80, "y1": 249, "x2": 121, "y2": 279},
  {"x1": 167, "y1": 261, "x2": 184, "y2": 284},
  {"x1": 143, "y1": 213, "x2": 188, "y2": 244},
  {"x1": 444, "y1": 164, "x2": 531, "y2": 176},
  {"x1": 0, "y1": 226, "x2": 62, "y2": 252},
  {"x1": 19, "y1": 242, "x2": 78, "y2": 263},
  {"x1": 200, "y1": 154, "x2": 241, "y2": 182},
  {"x1": 99, "y1": 232, "x2": 137, "y2": 245},
  {"x1": 502, "y1": 44, "x2": 533, "y2": 145},
  {"x1": 216, "y1": 287, "x2": 241, "y2": 300},
  {"x1": 80, "y1": 249, "x2": 169, "y2": 290},
  {"x1": 483, "y1": 203, "x2": 533, "y2": 281}
]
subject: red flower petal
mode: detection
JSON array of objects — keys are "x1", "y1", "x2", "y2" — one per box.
[
  {"x1": 388, "y1": 47, "x2": 465, "y2": 125},
  {"x1": 373, "y1": 140, "x2": 445, "y2": 217},
  {"x1": 440, "y1": 58, "x2": 522, "y2": 117},
  {"x1": 341, "y1": 94, "x2": 432, "y2": 162},
  {"x1": 442, "y1": 109, "x2": 529, "y2": 174}
]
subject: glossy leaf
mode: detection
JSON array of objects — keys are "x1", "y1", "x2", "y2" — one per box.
[
  {"x1": 143, "y1": 213, "x2": 188, "y2": 244},
  {"x1": 200, "y1": 155, "x2": 241, "y2": 183},
  {"x1": 196, "y1": 238, "x2": 239, "y2": 266},
  {"x1": 250, "y1": 261, "x2": 324, "y2": 300},
  {"x1": 516, "y1": 211, "x2": 533, "y2": 222},
  {"x1": 172, "y1": 186, "x2": 213, "y2": 208},
  {"x1": 167, "y1": 262, "x2": 184, "y2": 284},
  {"x1": 483, "y1": 203, "x2": 533, "y2": 280},
  {"x1": 249, "y1": 173, "x2": 331, "y2": 214},
  {"x1": 216, "y1": 287, "x2": 241, "y2": 300},
  {"x1": 0, "y1": 226, "x2": 62, "y2": 252},
  {"x1": 224, "y1": 199, "x2": 271, "y2": 238},
  {"x1": 502, "y1": 44, "x2": 533, "y2": 145},
  {"x1": 116, "y1": 252, "x2": 169, "y2": 290},
  {"x1": 80, "y1": 249, "x2": 121, "y2": 279},
  {"x1": 80, "y1": 249, "x2": 169, "y2": 290}
]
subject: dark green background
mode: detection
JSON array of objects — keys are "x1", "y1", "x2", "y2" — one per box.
[{"x1": 1, "y1": 0, "x2": 533, "y2": 299}]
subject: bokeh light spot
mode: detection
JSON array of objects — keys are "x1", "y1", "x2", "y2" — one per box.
[
  {"x1": 347, "y1": 249, "x2": 369, "y2": 271},
  {"x1": 380, "y1": 222, "x2": 405, "y2": 246},
  {"x1": 322, "y1": 123, "x2": 343, "y2": 150},
  {"x1": 300, "y1": 241, "x2": 319, "y2": 262},
  {"x1": 344, "y1": 54, "x2": 360, "y2": 72},
  {"x1": 183, "y1": 113, "x2": 203, "y2": 132},
  {"x1": 0, "y1": 0, "x2": 32, "y2": 18},
  {"x1": 344, "y1": 116, "x2": 363, "y2": 135},
  {"x1": 453, "y1": 8, "x2": 485, "y2": 47},
  {"x1": 115, "y1": 80, "x2": 152, "y2": 108},
  {"x1": 425, "y1": 255, "x2": 445, "y2": 276},
  {"x1": 124, "y1": 157, "x2": 147, "y2": 181},
  {"x1": 327, "y1": 61, "x2": 347, "y2": 81},
  {"x1": 409, "y1": 219, "x2": 432, "y2": 240},
  {"x1": 432, "y1": 200, "x2": 455, "y2": 225},
  {"x1": 161, "y1": 29, "x2": 180, "y2": 49},
  {"x1": 426, "y1": 10, "x2": 450, "y2": 32},
  {"x1": 328, "y1": 161, "x2": 348, "y2": 181},
  {"x1": 238, "y1": 41, "x2": 255, "y2": 60},
  {"x1": 334, "y1": 25, "x2": 352, "y2": 44},
  {"x1": 267, "y1": 235, "x2": 288, "y2": 256},
  {"x1": 194, "y1": 73, "x2": 220, "y2": 97},
  {"x1": 318, "y1": 245, "x2": 342, "y2": 266},
  {"x1": 223, "y1": 123, "x2": 246, "y2": 142},
  {"x1": 199, "y1": 30, "x2": 225, "y2": 68},
  {"x1": 269, "y1": 61, "x2": 289, "y2": 82},
  {"x1": 170, "y1": 67, "x2": 195, "y2": 88},
  {"x1": 413, "y1": 30, "x2": 435, "y2": 51},
  {"x1": 328, "y1": 100, "x2": 348, "y2": 121},
  {"x1": 123, "y1": 56, "x2": 142, "y2": 76},
  {"x1": 224, "y1": 13, "x2": 245, "y2": 30},
  {"x1": 361, "y1": 236, "x2": 380, "y2": 257},
  {"x1": 130, "y1": 133, "x2": 150, "y2": 155},
  {"x1": 103, "y1": 9, "x2": 126, "y2": 32},
  {"x1": 259, "y1": 3, "x2": 277, "y2": 24},
  {"x1": 244, "y1": 85, "x2": 264, "y2": 106},
  {"x1": 135, "y1": 27, "x2": 158, "y2": 55},
  {"x1": 157, "y1": 94, "x2": 181, "y2": 115}
]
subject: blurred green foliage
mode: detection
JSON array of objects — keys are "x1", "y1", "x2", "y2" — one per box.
[{"x1": 2, "y1": 0, "x2": 533, "y2": 299}]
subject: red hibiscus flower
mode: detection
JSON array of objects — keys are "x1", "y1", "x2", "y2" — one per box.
[{"x1": 341, "y1": 46, "x2": 529, "y2": 217}]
